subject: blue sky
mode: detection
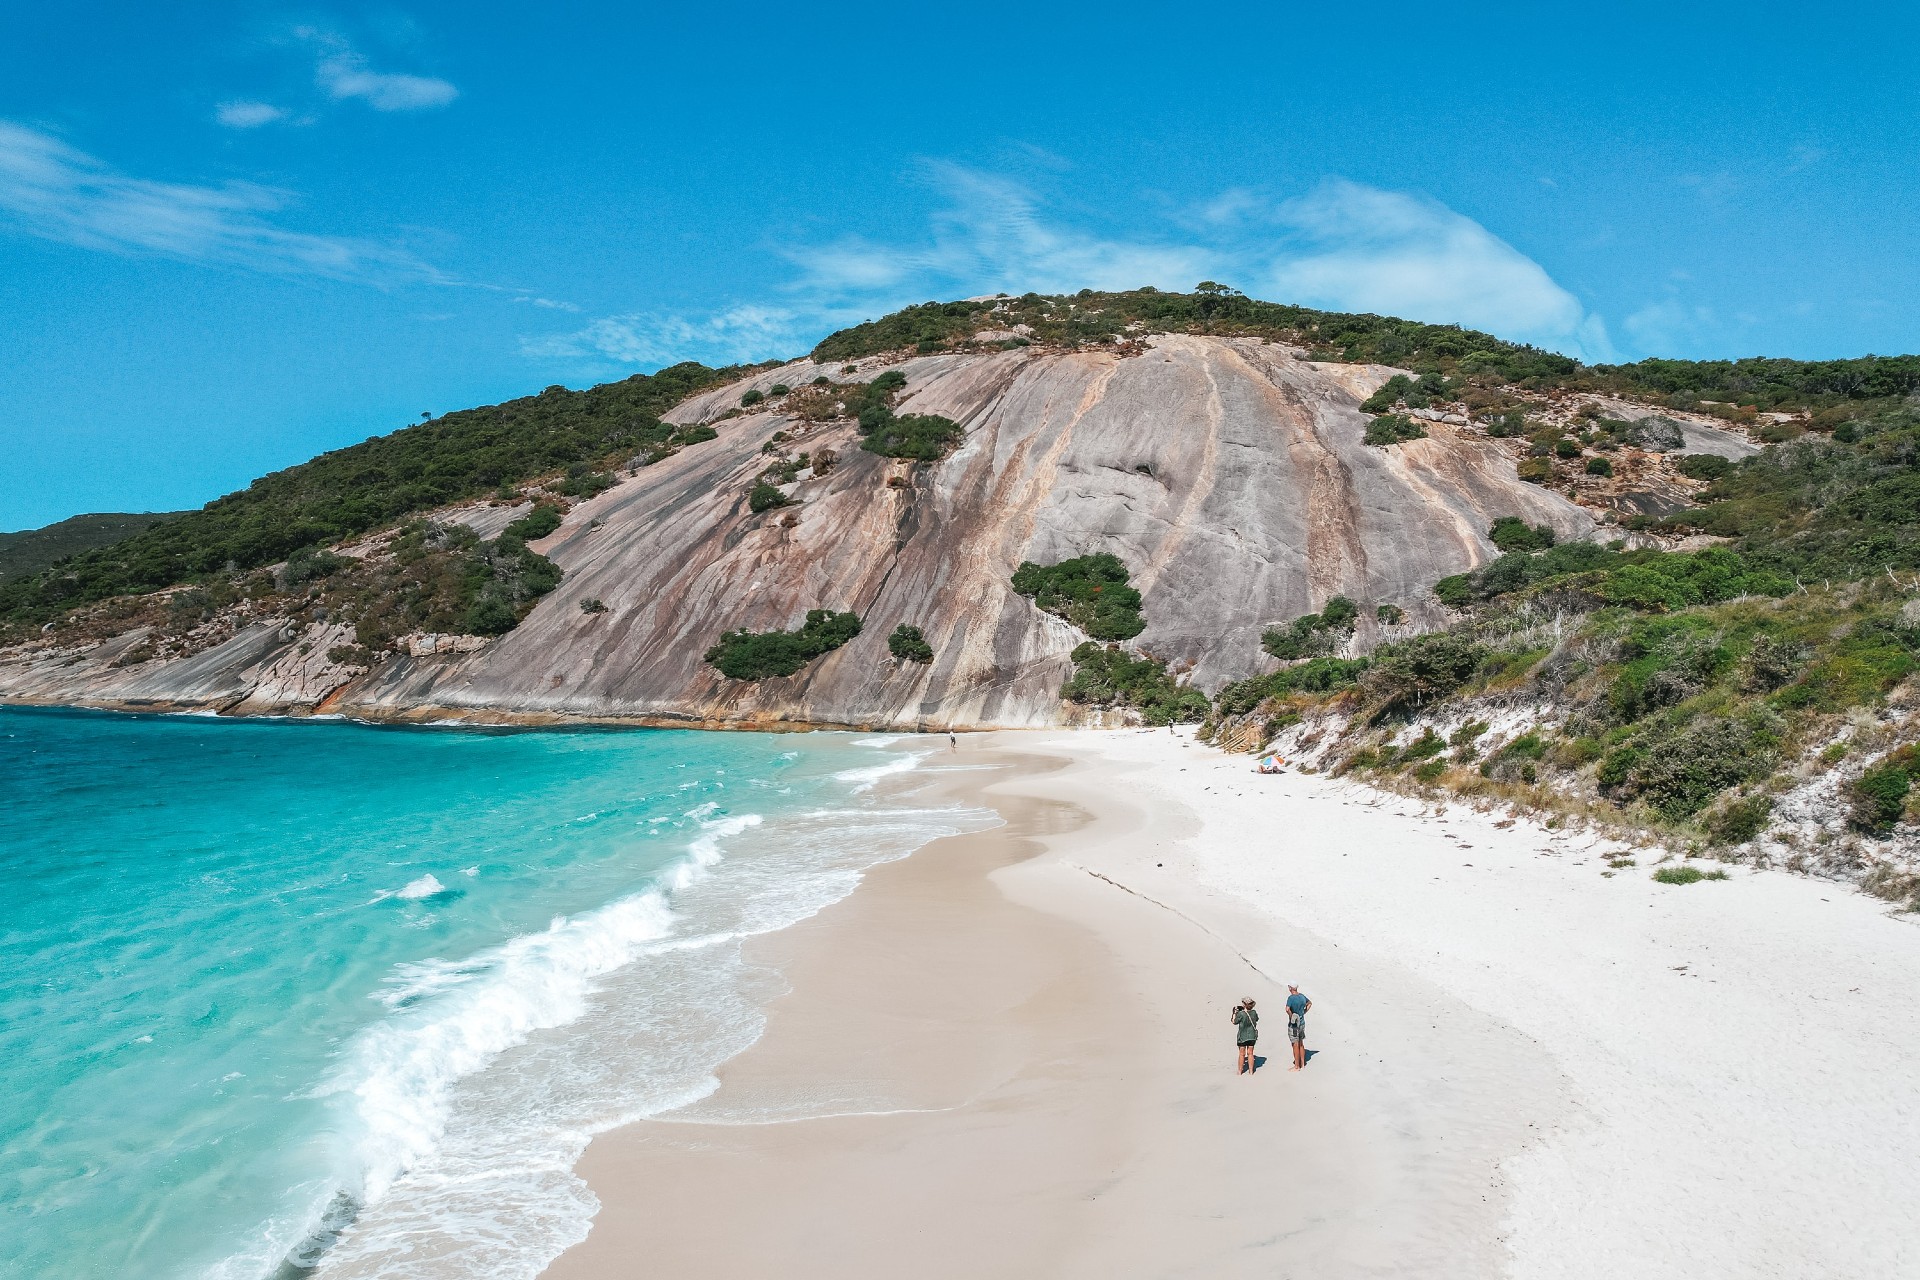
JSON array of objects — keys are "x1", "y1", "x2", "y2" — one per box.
[{"x1": 3, "y1": 1, "x2": 1916, "y2": 528}]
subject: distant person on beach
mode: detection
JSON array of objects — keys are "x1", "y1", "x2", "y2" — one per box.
[
  {"x1": 1231, "y1": 998, "x2": 1259, "y2": 1074},
  {"x1": 1285, "y1": 985, "x2": 1312, "y2": 1071},
  {"x1": 948, "y1": 732, "x2": 957, "y2": 751}
]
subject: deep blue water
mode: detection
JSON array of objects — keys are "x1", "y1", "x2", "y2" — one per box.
[{"x1": 0, "y1": 707, "x2": 973, "y2": 1278}]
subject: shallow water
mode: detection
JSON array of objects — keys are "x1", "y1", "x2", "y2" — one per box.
[{"x1": 0, "y1": 708, "x2": 983, "y2": 1278}]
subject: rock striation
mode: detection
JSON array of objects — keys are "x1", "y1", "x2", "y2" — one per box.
[{"x1": 0, "y1": 335, "x2": 1592, "y2": 728}]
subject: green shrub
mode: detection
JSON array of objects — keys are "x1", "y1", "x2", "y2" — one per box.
[
  {"x1": 1262, "y1": 596, "x2": 1358, "y2": 659},
  {"x1": 503, "y1": 504, "x2": 564, "y2": 541},
  {"x1": 1212, "y1": 656, "x2": 1368, "y2": 717},
  {"x1": 1677, "y1": 454, "x2": 1733, "y2": 481},
  {"x1": 1361, "y1": 374, "x2": 1414, "y2": 414},
  {"x1": 864, "y1": 412, "x2": 964, "y2": 460},
  {"x1": 705, "y1": 609, "x2": 862, "y2": 680},
  {"x1": 769, "y1": 384, "x2": 790, "y2": 396},
  {"x1": 1011, "y1": 553, "x2": 1146, "y2": 640},
  {"x1": 579, "y1": 597, "x2": 608, "y2": 614},
  {"x1": 1398, "y1": 728, "x2": 1445, "y2": 764},
  {"x1": 1364, "y1": 414, "x2": 1427, "y2": 446},
  {"x1": 1586, "y1": 456, "x2": 1614, "y2": 477},
  {"x1": 555, "y1": 463, "x2": 616, "y2": 498},
  {"x1": 1850, "y1": 748, "x2": 1918, "y2": 834},
  {"x1": 1517, "y1": 458, "x2": 1556, "y2": 484},
  {"x1": 1488, "y1": 517, "x2": 1556, "y2": 553},
  {"x1": 1060, "y1": 641, "x2": 1209, "y2": 724},
  {"x1": 1606, "y1": 711, "x2": 1781, "y2": 820},
  {"x1": 1363, "y1": 632, "x2": 1486, "y2": 715},
  {"x1": 741, "y1": 388, "x2": 765, "y2": 407},
  {"x1": 1376, "y1": 603, "x2": 1405, "y2": 624},
  {"x1": 887, "y1": 623, "x2": 935, "y2": 663},
  {"x1": 1706, "y1": 795, "x2": 1772, "y2": 844},
  {"x1": 1486, "y1": 410, "x2": 1529, "y2": 438},
  {"x1": 748, "y1": 483, "x2": 790, "y2": 514},
  {"x1": 1653, "y1": 865, "x2": 1706, "y2": 884},
  {"x1": 1413, "y1": 759, "x2": 1447, "y2": 781}
]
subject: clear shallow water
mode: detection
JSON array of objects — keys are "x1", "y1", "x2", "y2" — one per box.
[{"x1": 0, "y1": 708, "x2": 984, "y2": 1279}]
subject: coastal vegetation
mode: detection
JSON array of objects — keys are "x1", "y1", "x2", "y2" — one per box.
[
  {"x1": 834, "y1": 370, "x2": 964, "y2": 460},
  {"x1": 704, "y1": 609, "x2": 862, "y2": 680},
  {"x1": 1061, "y1": 642, "x2": 1211, "y2": 724},
  {"x1": 887, "y1": 623, "x2": 934, "y2": 663},
  {"x1": 1206, "y1": 415, "x2": 1920, "y2": 886},
  {"x1": 0, "y1": 362, "x2": 727, "y2": 635},
  {"x1": 1010, "y1": 552, "x2": 1206, "y2": 722},
  {"x1": 1011, "y1": 553, "x2": 1146, "y2": 640},
  {"x1": 1262, "y1": 595, "x2": 1358, "y2": 660},
  {"x1": 0, "y1": 512, "x2": 186, "y2": 585},
  {"x1": 811, "y1": 287, "x2": 1920, "y2": 415}
]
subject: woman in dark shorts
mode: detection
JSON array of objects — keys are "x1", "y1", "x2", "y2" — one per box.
[{"x1": 1231, "y1": 998, "x2": 1259, "y2": 1074}]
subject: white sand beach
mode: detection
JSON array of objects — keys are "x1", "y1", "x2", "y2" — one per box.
[{"x1": 546, "y1": 729, "x2": 1920, "y2": 1279}]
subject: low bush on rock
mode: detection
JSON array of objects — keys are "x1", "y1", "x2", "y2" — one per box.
[
  {"x1": 887, "y1": 623, "x2": 935, "y2": 663},
  {"x1": 1012, "y1": 552, "x2": 1146, "y2": 640},
  {"x1": 1061, "y1": 642, "x2": 1210, "y2": 725},
  {"x1": 704, "y1": 610, "x2": 862, "y2": 680},
  {"x1": 1263, "y1": 596, "x2": 1358, "y2": 660}
]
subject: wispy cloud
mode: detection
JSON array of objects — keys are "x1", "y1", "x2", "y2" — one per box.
[
  {"x1": 0, "y1": 120, "x2": 444, "y2": 283},
  {"x1": 528, "y1": 165, "x2": 1613, "y2": 370},
  {"x1": 301, "y1": 28, "x2": 458, "y2": 111},
  {"x1": 214, "y1": 100, "x2": 288, "y2": 129},
  {"x1": 1262, "y1": 180, "x2": 1613, "y2": 358},
  {"x1": 522, "y1": 305, "x2": 809, "y2": 367}
]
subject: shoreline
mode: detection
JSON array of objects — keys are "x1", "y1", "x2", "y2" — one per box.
[
  {"x1": 544, "y1": 727, "x2": 1920, "y2": 1279},
  {"x1": 543, "y1": 731, "x2": 1555, "y2": 1278},
  {"x1": 0, "y1": 692, "x2": 1016, "y2": 734}
]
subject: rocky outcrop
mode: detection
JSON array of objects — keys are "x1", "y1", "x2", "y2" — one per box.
[{"x1": 0, "y1": 335, "x2": 1592, "y2": 729}]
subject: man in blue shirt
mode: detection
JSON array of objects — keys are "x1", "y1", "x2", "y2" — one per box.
[{"x1": 1285, "y1": 985, "x2": 1312, "y2": 1071}]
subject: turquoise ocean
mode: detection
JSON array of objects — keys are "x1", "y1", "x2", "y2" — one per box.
[{"x1": 0, "y1": 707, "x2": 986, "y2": 1278}]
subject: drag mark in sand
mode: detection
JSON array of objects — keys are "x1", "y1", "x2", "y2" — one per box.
[{"x1": 1069, "y1": 864, "x2": 1286, "y2": 984}]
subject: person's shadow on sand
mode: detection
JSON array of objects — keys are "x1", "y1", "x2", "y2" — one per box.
[{"x1": 1251, "y1": 1055, "x2": 1267, "y2": 1072}]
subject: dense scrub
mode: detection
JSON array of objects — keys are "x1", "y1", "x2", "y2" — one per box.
[
  {"x1": 1061, "y1": 642, "x2": 1210, "y2": 724},
  {"x1": 1212, "y1": 504, "x2": 1920, "y2": 855},
  {"x1": 812, "y1": 287, "x2": 1919, "y2": 414},
  {"x1": 0, "y1": 512, "x2": 186, "y2": 585},
  {"x1": 704, "y1": 609, "x2": 862, "y2": 680},
  {"x1": 1262, "y1": 595, "x2": 1357, "y2": 659},
  {"x1": 1011, "y1": 553, "x2": 1146, "y2": 640},
  {"x1": 838, "y1": 370, "x2": 964, "y2": 460},
  {"x1": 0, "y1": 363, "x2": 727, "y2": 632},
  {"x1": 887, "y1": 623, "x2": 934, "y2": 663}
]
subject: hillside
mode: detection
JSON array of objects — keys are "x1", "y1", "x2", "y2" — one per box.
[
  {"x1": 0, "y1": 512, "x2": 185, "y2": 584},
  {"x1": 5, "y1": 288, "x2": 1920, "y2": 899}
]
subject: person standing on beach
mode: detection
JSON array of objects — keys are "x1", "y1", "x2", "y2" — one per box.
[
  {"x1": 1231, "y1": 998, "x2": 1259, "y2": 1074},
  {"x1": 1285, "y1": 985, "x2": 1312, "y2": 1071}
]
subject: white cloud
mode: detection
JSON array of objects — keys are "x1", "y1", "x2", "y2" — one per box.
[
  {"x1": 0, "y1": 119, "x2": 443, "y2": 283},
  {"x1": 785, "y1": 164, "x2": 1217, "y2": 301},
  {"x1": 1264, "y1": 180, "x2": 1610, "y2": 358},
  {"x1": 215, "y1": 101, "x2": 287, "y2": 129},
  {"x1": 523, "y1": 305, "x2": 810, "y2": 367},
  {"x1": 526, "y1": 166, "x2": 1612, "y2": 370},
  {"x1": 301, "y1": 29, "x2": 458, "y2": 112}
]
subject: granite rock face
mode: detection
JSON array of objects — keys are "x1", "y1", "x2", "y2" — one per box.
[{"x1": 0, "y1": 335, "x2": 1592, "y2": 728}]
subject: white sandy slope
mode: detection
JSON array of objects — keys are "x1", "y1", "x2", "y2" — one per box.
[{"x1": 1046, "y1": 729, "x2": 1920, "y2": 1279}]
